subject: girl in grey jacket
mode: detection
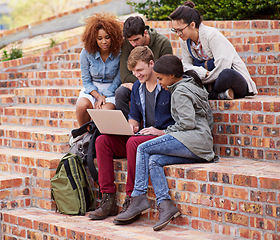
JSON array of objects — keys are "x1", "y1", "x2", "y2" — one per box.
[
  {"x1": 114, "y1": 54, "x2": 215, "y2": 231},
  {"x1": 169, "y1": 1, "x2": 257, "y2": 100}
]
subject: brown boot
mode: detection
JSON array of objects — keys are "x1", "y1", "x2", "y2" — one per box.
[
  {"x1": 89, "y1": 193, "x2": 118, "y2": 220},
  {"x1": 153, "y1": 200, "x2": 180, "y2": 231}
]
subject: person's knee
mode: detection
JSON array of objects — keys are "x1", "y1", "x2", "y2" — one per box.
[
  {"x1": 115, "y1": 86, "x2": 131, "y2": 101},
  {"x1": 126, "y1": 137, "x2": 139, "y2": 151},
  {"x1": 76, "y1": 98, "x2": 92, "y2": 112},
  {"x1": 95, "y1": 135, "x2": 110, "y2": 149}
]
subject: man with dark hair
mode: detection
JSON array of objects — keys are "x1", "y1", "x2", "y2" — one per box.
[
  {"x1": 88, "y1": 46, "x2": 174, "y2": 223},
  {"x1": 116, "y1": 16, "x2": 173, "y2": 119}
]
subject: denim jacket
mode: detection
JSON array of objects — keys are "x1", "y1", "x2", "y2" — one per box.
[
  {"x1": 80, "y1": 48, "x2": 121, "y2": 97},
  {"x1": 128, "y1": 80, "x2": 175, "y2": 129}
]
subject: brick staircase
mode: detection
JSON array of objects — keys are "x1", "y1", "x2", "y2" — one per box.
[{"x1": 1, "y1": 20, "x2": 280, "y2": 240}]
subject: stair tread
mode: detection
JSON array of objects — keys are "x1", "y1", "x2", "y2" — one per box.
[
  {"x1": 173, "y1": 157, "x2": 280, "y2": 179},
  {"x1": 0, "y1": 124, "x2": 70, "y2": 134},
  {"x1": 2, "y1": 208, "x2": 238, "y2": 240},
  {"x1": 0, "y1": 147, "x2": 64, "y2": 160},
  {"x1": 5, "y1": 105, "x2": 75, "y2": 110},
  {"x1": 0, "y1": 171, "x2": 30, "y2": 180}
]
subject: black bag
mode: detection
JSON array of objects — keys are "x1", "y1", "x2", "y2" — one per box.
[{"x1": 69, "y1": 121, "x2": 100, "y2": 185}]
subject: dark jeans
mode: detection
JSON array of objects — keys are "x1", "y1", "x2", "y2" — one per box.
[
  {"x1": 208, "y1": 69, "x2": 249, "y2": 100},
  {"x1": 115, "y1": 85, "x2": 131, "y2": 119}
]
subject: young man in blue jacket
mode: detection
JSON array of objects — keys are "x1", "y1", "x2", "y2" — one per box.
[{"x1": 88, "y1": 46, "x2": 174, "y2": 223}]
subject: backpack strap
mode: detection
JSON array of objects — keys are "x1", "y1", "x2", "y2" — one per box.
[
  {"x1": 86, "y1": 128, "x2": 100, "y2": 185},
  {"x1": 67, "y1": 153, "x2": 87, "y2": 215},
  {"x1": 71, "y1": 121, "x2": 96, "y2": 138}
]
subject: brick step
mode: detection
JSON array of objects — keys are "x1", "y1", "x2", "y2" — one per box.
[
  {"x1": 0, "y1": 172, "x2": 31, "y2": 210},
  {"x1": 211, "y1": 96, "x2": 280, "y2": 162},
  {"x1": 1, "y1": 152, "x2": 279, "y2": 238},
  {"x1": 1, "y1": 105, "x2": 77, "y2": 129},
  {"x1": 13, "y1": 86, "x2": 82, "y2": 105},
  {"x1": 1, "y1": 208, "x2": 240, "y2": 240},
  {"x1": 0, "y1": 147, "x2": 65, "y2": 210},
  {"x1": 0, "y1": 124, "x2": 70, "y2": 153},
  {"x1": 0, "y1": 69, "x2": 83, "y2": 95}
]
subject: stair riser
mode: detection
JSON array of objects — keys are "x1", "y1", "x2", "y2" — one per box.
[
  {"x1": 0, "y1": 131, "x2": 69, "y2": 153},
  {"x1": 211, "y1": 99, "x2": 280, "y2": 162},
  {"x1": 1, "y1": 158, "x2": 279, "y2": 239},
  {"x1": 1, "y1": 108, "x2": 78, "y2": 129},
  {"x1": 0, "y1": 175, "x2": 31, "y2": 211}
]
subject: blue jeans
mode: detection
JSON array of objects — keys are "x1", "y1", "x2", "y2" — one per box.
[{"x1": 131, "y1": 134, "x2": 207, "y2": 205}]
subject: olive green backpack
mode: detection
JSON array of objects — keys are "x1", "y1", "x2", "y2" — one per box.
[{"x1": 51, "y1": 153, "x2": 95, "y2": 215}]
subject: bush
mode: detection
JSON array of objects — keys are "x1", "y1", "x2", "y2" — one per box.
[
  {"x1": 128, "y1": 0, "x2": 184, "y2": 20},
  {"x1": 1, "y1": 47, "x2": 23, "y2": 62},
  {"x1": 128, "y1": 0, "x2": 280, "y2": 20}
]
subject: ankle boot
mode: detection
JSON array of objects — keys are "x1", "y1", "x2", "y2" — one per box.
[
  {"x1": 89, "y1": 193, "x2": 118, "y2": 220},
  {"x1": 113, "y1": 196, "x2": 141, "y2": 225},
  {"x1": 114, "y1": 194, "x2": 150, "y2": 222},
  {"x1": 153, "y1": 200, "x2": 180, "y2": 231}
]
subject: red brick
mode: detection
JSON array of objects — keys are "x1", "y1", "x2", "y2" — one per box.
[
  {"x1": 260, "y1": 177, "x2": 280, "y2": 190},
  {"x1": 224, "y1": 186, "x2": 248, "y2": 200},
  {"x1": 186, "y1": 169, "x2": 207, "y2": 181},
  {"x1": 250, "y1": 190, "x2": 276, "y2": 203},
  {"x1": 242, "y1": 148, "x2": 264, "y2": 160},
  {"x1": 250, "y1": 217, "x2": 276, "y2": 231},
  {"x1": 233, "y1": 175, "x2": 258, "y2": 187},
  {"x1": 177, "y1": 180, "x2": 198, "y2": 192},
  {"x1": 239, "y1": 202, "x2": 263, "y2": 215},
  {"x1": 239, "y1": 228, "x2": 262, "y2": 240},
  {"x1": 265, "y1": 150, "x2": 280, "y2": 161},
  {"x1": 265, "y1": 204, "x2": 280, "y2": 218},
  {"x1": 200, "y1": 184, "x2": 223, "y2": 196},
  {"x1": 214, "y1": 197, "x2": 238, "y2": 211},
  {"x1": 209, "y1": 172, "x2": 232, "y2": 184},
  {"x1": 230, "y1": 113, "x2": 251, "y2": 124},
  {"x1": 178, "y1": 204, "x2": 198, "y2": 217},
  {"x1": 252, "y1": 21, "x2": 269, "y2": 29},
  {"x1": 214, "y1": 223, "x2": 237, "y2": 236},
  {"x1": 191, "y1": 219, "x2": 212, "y2": 232},
  {"x1": 200, "y1": 208, "x2": 223, "y2": 222},
  {"x1": 191, "y1": 193, "x2": 214, "y2": 207},
  {"x1": 252, "y1": 114, "x2": 275, "y2": 124},
  {"x1": 240, "y1": 125, "x2": 262, "y2": 136},
  {"x1": 225, "y1": 212, "x2": 249, "y2": 226},
  {"x1": 264, "y1": 233, "x2": 280, "y2": 240}
]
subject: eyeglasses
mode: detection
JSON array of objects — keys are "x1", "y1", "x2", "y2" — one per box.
[{"x1": 171, "y1": 24, "x2": 189, "y2": 35}]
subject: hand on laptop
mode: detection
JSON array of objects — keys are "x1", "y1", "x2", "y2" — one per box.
[{"x1": 138, "y1": 127, "x2": 165, "y2": 136}]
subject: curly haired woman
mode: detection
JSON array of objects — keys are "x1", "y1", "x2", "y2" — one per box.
[{"x1": 76, "y1": 13, "x2": 123, "y2": 126}]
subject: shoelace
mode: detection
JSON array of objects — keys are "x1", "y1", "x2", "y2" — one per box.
[{"x1": 120, "y1": 197, "x2": 131, "y2": 213}]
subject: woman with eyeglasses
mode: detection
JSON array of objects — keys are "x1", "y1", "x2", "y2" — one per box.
[{"x1": 169, "y1": 1, "x2": 257, "y2": 100}]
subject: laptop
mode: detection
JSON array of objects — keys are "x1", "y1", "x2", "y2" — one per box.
[{"x1": 87, "y1": 109, "x2": 134, "y2": 135}]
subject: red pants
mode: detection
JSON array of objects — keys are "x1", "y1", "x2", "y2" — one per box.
[{"x1": 95, "y1": 134, "x2": 156, "y2": 196}]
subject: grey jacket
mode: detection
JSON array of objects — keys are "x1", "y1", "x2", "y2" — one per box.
[{"x1": 165, "y1": 76, "x2": 215, "y2": 161}]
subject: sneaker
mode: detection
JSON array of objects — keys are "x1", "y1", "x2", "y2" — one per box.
[{"x1": 218, "y1": 88, "x2": 234, "y2": 100}]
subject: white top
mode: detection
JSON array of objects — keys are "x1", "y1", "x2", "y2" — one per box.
[{"x1": 180, "y1": 23, "x2": 258, "y2": 94}]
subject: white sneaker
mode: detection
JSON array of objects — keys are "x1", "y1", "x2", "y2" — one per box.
[{"x1": 218, "y1": 88, "x2": 234, "y2": 100}]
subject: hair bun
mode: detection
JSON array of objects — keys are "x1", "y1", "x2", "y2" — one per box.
[{"x1": 183, "y1": 1, "x2": 195, "y2": 8}]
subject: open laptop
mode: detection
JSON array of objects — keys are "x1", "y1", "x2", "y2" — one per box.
[{"x1": 87, "y1": 109, "x2": 134, "y2": 135}]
